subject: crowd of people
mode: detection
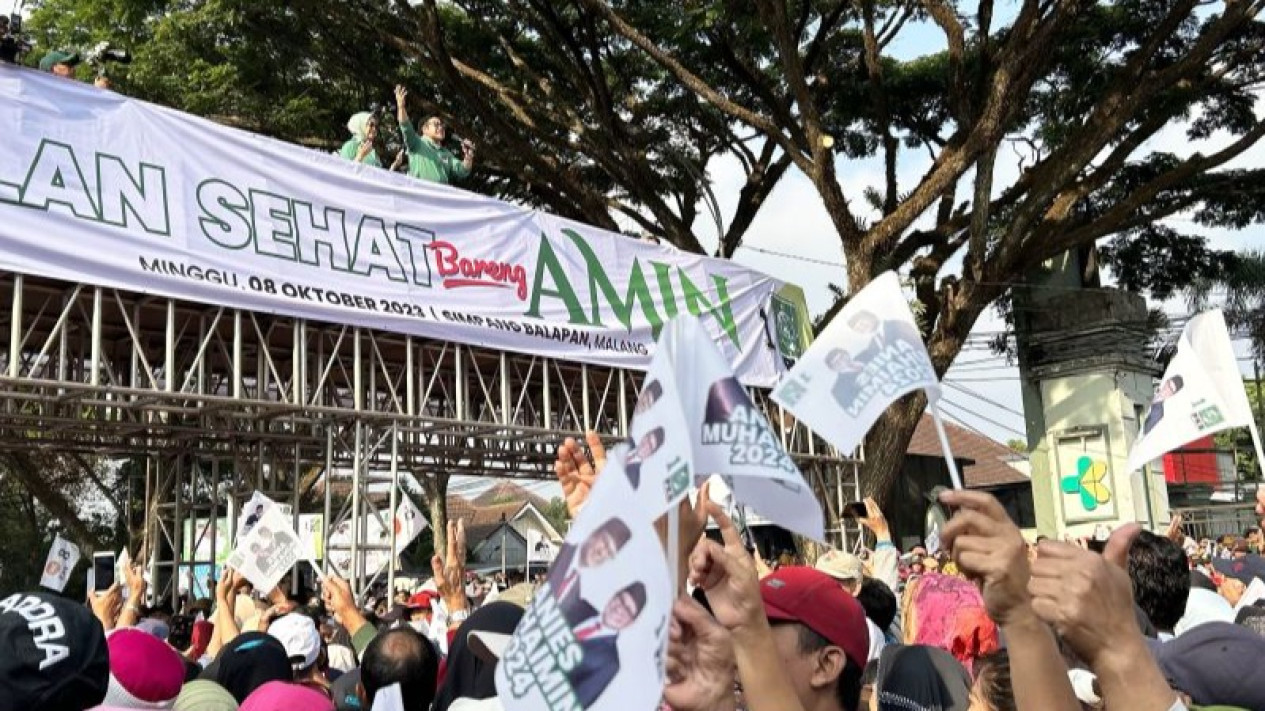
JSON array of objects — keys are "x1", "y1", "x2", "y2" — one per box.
[{"x1": 4, "y1": 431, "x2": 1265, "y2": 711}]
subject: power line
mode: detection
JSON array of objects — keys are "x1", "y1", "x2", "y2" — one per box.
[
  {"x1": 938, "y1": 396, "x2": 1029, "y2": 439},
  {"x1": 942, "y1": 381, "x2": 1027, "y2": 419},
  {"x1": 739, "y1": 245, "x2": 845, "y2": 268}
]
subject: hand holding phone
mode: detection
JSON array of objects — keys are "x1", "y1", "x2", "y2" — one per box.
[
  {"x1": 93, "y1": 552, "x2": 116, "y2": 592},
  {"x1": 842, "y1": 501, "x2": 869, "y2": 519}
]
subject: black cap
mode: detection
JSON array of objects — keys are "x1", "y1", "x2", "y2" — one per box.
[
  {"x1": 199, "y1": 630, "x2": 292, "y2": 702},
  {"x1": 0, "y1": 592, "x2": 109, "y2": 711}
]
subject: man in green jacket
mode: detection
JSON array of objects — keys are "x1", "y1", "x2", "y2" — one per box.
[{"x1": 394, "y1": 85, "x2": 474, "y2": 184}]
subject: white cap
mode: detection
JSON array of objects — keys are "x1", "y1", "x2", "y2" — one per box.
[{"x1": 268, "y1": 613, "x2": 321, "y2": 671}]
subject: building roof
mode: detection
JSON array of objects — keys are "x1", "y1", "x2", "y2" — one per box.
[
  {"x1": 907, "y1": 414, "x2": 1030, "y2": 488},
  {"x1": 470, "y1": 481, "x2": 549, "y2": 510}
]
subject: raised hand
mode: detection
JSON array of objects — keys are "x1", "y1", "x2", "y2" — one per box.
[
  {"x1": 432, "y1": 518, "x2": 469, "y2": 619},
  {"x1": 665, "y1": 597, "x2": 737, "y2": 711},
  {"x1": 1165, "y1": 512, "x2": 1184, "y2": 543},
  {"x1": 939, "y1": 489, "x2": 1032, "y2": 625},
  {"x1": 856, "y1": 495, "x2": 890, "y2": 541},
  {"x1": 687, "y1": 502, "x2": 762, "y2": 632},
  {"x1": 394, "y1": 84, "x2": 408, "y2": 107},
  {"x1": 1028, "y1": 524, "x2": 1143, "y2": 668},
  {"x1": 89, "y1": 583, "x2": 123, "y2": 631},
  {"x1": 554, "y1": 431, "x2": 606, "y2": 518}
]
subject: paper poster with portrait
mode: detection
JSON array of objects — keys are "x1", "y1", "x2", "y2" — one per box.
[
  {"x1": 225, "y1": 505, "x2": 302, "y2": 593},
  {"x1": 772, "y1": 271, "x2": 940, "y2": 459},
  {"x1": 497, "y1": 448, "x2": 670, "y2": 711},
  {"x1": 630, "y1": 315, "x2": 823, "y2": 540},
  {"x1": 39, "y1": 534, "x2": 80, "y2": 592},
  {"x1": 235, "y1": 491, "x2": 290, "y2": 543}
]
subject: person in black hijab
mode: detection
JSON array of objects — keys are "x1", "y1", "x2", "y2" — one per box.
[
  {"x1": 874, "y1": 644, "x2": 972, "y2": 711},
  {"x1": 199, "y1": 631, "x2": 293, "y2": 703},
  {"x1": 432, "y1": 602, "x2": 524, "y2": 711}
]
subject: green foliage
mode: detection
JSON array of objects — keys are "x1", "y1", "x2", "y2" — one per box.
[
  {"x1": 20, "y1": 0, "x2": 1265, "y2": 500},
  {"x1": 0, "y1": 455, "x2": 123, "y2": 597},
  {"x1": 542, "y1": 497, "x2": 570, "y2": 535},
  {"x1": 1213, "y1": 379, "x2": 1264, "y2": 482}
]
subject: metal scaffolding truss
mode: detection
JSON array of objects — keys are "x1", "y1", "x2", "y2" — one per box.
[{"x1": 0, "y1": 271, "x2": 859, "y2": 601}]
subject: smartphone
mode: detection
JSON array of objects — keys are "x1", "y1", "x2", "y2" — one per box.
[
  {"x1": 93, "y1": 552, "x2": 116, "y2": 592},
  {"x1": 842, "y1": 501, "x2": 869, "y2": 519}
]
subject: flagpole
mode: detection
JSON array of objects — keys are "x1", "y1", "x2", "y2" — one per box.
[
  {"x1": 929, "y1": 403, "x2": 965, "y2": 490},
  {"x1": 668, "y1": 504, "x2": 681, "y2": 597}
]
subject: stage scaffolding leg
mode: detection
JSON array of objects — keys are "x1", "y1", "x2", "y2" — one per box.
[
  {"x1": 292, "y1": 442, "x2": 301, "y2": 597},
  {"x1": 210, "y1": 459, "x2": 220, "y2": 586},
  {"x1": 323, "y1": 427, "x2": 333, "y2": 579},
  {"x1": 388, "y1": 422, "x2": 399, "y2": 597},
  {"x1": 172, "y1": 456, "x2": 183, "y2": 609},
  {"x1": 351, "y1": 420, "x2": 363, "y2": 597}
]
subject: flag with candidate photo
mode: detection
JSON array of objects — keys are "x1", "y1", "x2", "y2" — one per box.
[
  {"x1": 393, "y1": 496, "x2": 429, "y2": 550},
  {"x1": 772, "y1": 271, "x2": 940, "y2": 457},
  {"x1": 627, "y1": 315, "x2": 824, "y2": 541},
  {"x1": 1185, "y1": 309, "x2": 1262, "y2": 443},
  {"x1": 1127, "y1": 312, "x2": 1255, "y2": 472},
  {"x1": 226, "y1": 505, "x2": 302, "y2": 592},
  {"x1": 39, "y1": 534, "x2": 80, "y2": 592},
  {"x1": 497, "y1": 446, "x2": 671, "y2": 711}
]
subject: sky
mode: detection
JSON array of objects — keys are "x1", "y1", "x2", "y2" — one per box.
[{"x1": 463, "y1": 14, "x2": 1265, "y2": 502}]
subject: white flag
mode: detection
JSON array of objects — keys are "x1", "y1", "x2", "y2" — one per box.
[
  {"x1": 773, "y1": 271, "x2": 940, "y2": 457},
  {"x1": 629, "y1": 315, "x2": 824, "y2": 540},
  {"x1": 393, "y1": 496, "x2": 430, "y2": 551},
  {"x1": 1126, "y1": 322, "x2": 1253, "y2": 471},
  {"x1": 40, "y1": 534, "x2": 80, "y2": 592},
  {"x1": 226, "y1": 505, "x2": 302, "y2": 592},
  {"x1": 497, "y1": 447, "x2": 670, "y2": 711},
  {"x1": 1186, "y1": 309, "x2": 1261, "y2": 440}
]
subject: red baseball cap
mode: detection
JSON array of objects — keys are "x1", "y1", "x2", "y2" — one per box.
[
  {"x1": 760, "y1": 566, "x2": 868, "y2": 670},
  {"x1": 405, "y1": 591, "x2": 436, "y2": 609}
]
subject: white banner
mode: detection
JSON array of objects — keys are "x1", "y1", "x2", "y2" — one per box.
[
  {"x1": 1186, "y1": 310, "x2": 1262, "y2": 442},
  {"x1": 629, "y1": 316, "x2": 823, "y2": 540},
  {"x1": 773, "y1": 271, "x2": 940, "y2": 456},
  {"x1": 498, "y1": 447, "x2": 670, "y2": 711},
  {"x1": 225, "y1": 506, "x2": 302, "y2": 593},
  {"x1": 327, "y1": 499, "x2": 424, "y2": 579},
  {"x1": 39, "y1": 534, "x2": 80, "y2": 592},
  {"x1": 1127, "y1": 313, "x2": 1255, "y2": 471},
  {"x1": 394, "y1": 496, "x2": 430, "y2": 550},
  {"x1": 0, "y1": 69, "x2": 787, "y2": 385}
]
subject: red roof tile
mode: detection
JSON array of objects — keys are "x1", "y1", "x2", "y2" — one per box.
[{"x1": 907, "y1": 414, "x2": 1029, "y2": 488}]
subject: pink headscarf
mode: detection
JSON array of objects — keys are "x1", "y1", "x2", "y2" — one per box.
[
  {"x1": 239, "y1": 682, "x2": 333, "y2": 711},
  {"x1": 901, "y1": 573, "x2": 1000, "y2": 674}
]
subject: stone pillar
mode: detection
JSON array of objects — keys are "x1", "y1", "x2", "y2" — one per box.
[{"x1": 1015, "y1": 252, "x2": 1168, "y2": 537}]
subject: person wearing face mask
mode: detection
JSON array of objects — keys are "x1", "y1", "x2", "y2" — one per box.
[{"x1": 402, "y1": 591, "x2": 438, "y2": 634}]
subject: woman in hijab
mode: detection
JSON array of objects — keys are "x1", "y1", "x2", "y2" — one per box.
[
  {"x1": 432, "y1": 601, "x2": 524, "y2": 711},
  {"x1": 199, "y1": 631, "x2": 294, "y2": 703},
  {"x1": 174, "y1": 680, "x2": 240, "y2": 711},
  {"x1": 872, "y1": 644, "x2": 972, "y2": 711},
  {"x1": 339, "y1": 112, "x2": 381, "y2": 167}
]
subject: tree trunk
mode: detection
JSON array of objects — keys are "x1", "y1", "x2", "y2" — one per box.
[
  {"x1": 4, "y1": 452, "x2": 104, "y2": 553},
  {"x1": 422, "y1": 472, "x2": 450, "y2": 561},
  {"x1": 860, "y1": 391, "x2": 929, "y2": 509}
]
